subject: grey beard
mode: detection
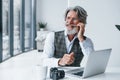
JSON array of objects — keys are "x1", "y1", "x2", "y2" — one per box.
[{"x1": 66, "y1": 27, "x2": 77, "y2": 35}]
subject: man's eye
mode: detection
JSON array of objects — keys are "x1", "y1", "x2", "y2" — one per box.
[{"x1": 67, "y1": 17, "x2": 70, "y2": 19}]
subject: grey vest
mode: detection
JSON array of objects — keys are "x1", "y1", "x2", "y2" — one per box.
[{"x1": 54, "y1": 31, "x2": 84, "y2": 67}]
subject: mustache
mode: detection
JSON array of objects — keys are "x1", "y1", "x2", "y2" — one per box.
[{"x1": 65, "y1": 23, "x2": 77, "y2": 27}]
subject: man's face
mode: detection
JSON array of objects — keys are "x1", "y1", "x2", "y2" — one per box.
[{"x1": 65, "y1": 10, "x2": 80, "y2": 34}]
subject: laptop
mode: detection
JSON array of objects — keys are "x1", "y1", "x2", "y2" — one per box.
[{"x1": 58, "y1": 48, "x2": 112, "y2": 79}]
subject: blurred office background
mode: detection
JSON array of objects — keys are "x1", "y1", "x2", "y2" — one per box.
[{"x1": 0, "y1": 0, "x2": 120, "y2": 67}]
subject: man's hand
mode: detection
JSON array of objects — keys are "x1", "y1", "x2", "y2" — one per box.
[
  {"x1": 76, "y1": 23, "x2": 85, "y2": 42},
  {"x1": 58, "y1": 52, "x2": 75, "y2": 66}
]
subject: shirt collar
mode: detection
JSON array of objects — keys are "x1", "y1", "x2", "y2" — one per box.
[{"x1": 64, "y1": 29, "x2": 68, "y2": 37}]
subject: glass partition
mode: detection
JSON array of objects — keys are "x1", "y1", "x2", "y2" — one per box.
[
  {"x1": 25, "y1": 0, "x2": 31, "y2": 51},
  {"x1": 2, "y1": 0, "x2": 10, "y2": 60},
  {"x1": 13, "y1": 0, "x2": 21, "y2": 55},
  {"x1": 1, "y1": 0, "x2": 36, "y2": 62}
]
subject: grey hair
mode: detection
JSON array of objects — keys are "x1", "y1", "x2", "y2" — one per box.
[{"x1": 65, "y1": 6, "x2": 88, "y2": 24}]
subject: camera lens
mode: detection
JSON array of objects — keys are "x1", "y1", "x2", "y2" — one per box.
[{"x1": 57, "y1": 70, "x2": 65, "y2": 79}]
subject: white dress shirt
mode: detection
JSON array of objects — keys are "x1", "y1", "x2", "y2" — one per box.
[{"x1": 42, "y1": 30, "x2": 94, "y2": 67}]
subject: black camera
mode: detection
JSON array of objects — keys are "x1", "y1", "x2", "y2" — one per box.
[{"x1": 50, "y1": 67, "x2": 65, "y2": 80}]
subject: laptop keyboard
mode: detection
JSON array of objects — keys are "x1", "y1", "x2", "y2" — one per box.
[{"x1": 72, "y1": 71, "x2": 84, "y2": 76}]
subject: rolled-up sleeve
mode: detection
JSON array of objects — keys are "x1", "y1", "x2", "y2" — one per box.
[
  {"x1": 79, "y1": 37, "x2": 94, "y2": 67},
  {"x1": 42, "y1": 32, "x2": 60, "y2": 67},
  {"x1": 79, "y1": 37, "x2": 94, "y2": 56}
]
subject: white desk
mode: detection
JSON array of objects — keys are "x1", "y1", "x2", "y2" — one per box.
[
  {"x1": 0, "y1": 50, "x2": 120, "y2": 80},
  {"x1": 63, "y1": 67, "x2": 120, "y2": 80}
]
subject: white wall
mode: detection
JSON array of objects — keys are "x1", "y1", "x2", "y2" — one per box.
[
  {"x1": 36, "y1": 0, "x2": 68, "y2": 31},
  {"x1": 69, "y1": 0, "x2": 120, "y2": 67},
  {"x1": 37, "y1": 0, "x2": 120, "y2": 67}
]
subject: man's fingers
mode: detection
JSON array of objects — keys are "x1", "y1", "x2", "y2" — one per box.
[
  {"x1": 61, "y1": 53, "x2": 75, "y2": 65},
  {"x1": 70, "y1": 52, "x2": 74, "y2": 56}
]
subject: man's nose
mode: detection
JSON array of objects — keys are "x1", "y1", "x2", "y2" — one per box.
[{"x1": 69, "y1": 19, "x2": 74, "y2": 24}]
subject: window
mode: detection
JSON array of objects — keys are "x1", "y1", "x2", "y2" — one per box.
[
  {"x1": 13, "y1": 0, "x2": 21, "y2": 55},
  {"x1": 2, "y1": 0, "x2": 10, "y2": 60},
  {"x1": 0, "y1": 0, "x2": 36, "y2": 62}
]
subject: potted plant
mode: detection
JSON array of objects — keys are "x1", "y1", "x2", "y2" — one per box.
[{"x1": 38, "y1": 22, "x2": 47, "y2": 31}]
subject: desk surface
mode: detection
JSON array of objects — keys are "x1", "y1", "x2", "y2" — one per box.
[{"x1": 0, "y1": 50, "x2": 120, "y2": 80}]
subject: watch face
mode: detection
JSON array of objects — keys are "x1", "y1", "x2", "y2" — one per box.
[{"x1": 115, "y1": 25, "x2": 120, "y2": 31}]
